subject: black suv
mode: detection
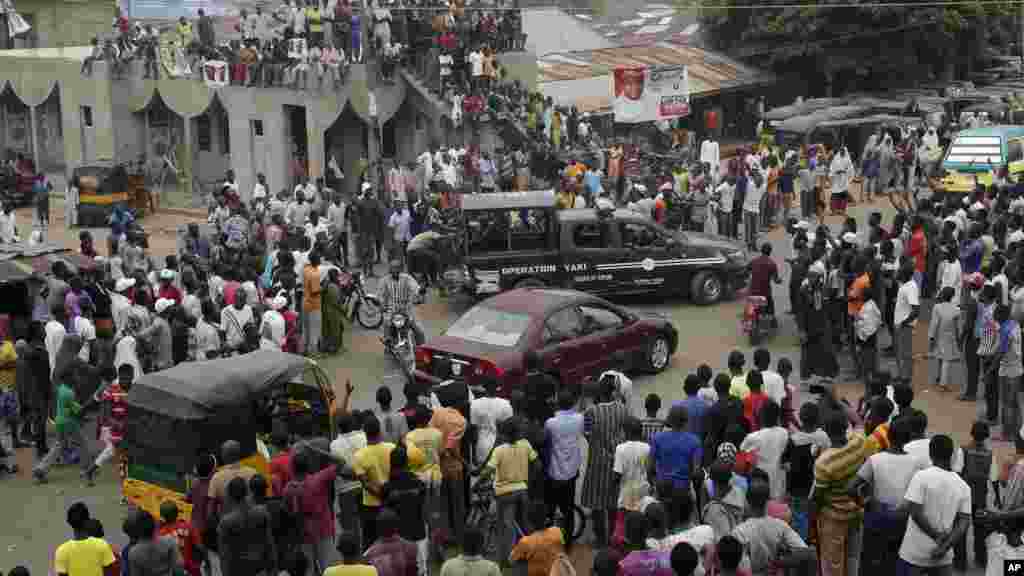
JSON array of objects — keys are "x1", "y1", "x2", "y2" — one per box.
[{"x1": 450, "y1": 191, "x2": 751, "y2": 304}]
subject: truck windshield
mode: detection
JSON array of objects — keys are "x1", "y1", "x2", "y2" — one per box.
[
  {"x1": 445, "y1": 306, "x2": 531, "y2": 347},
  {"x1": 945, "y1": 135, "x2": 1002, "y2": 164}
]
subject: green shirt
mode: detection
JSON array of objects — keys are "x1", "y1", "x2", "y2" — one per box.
[{"x1": 55, "y1": 383, "x2": 82, "y2": 435}]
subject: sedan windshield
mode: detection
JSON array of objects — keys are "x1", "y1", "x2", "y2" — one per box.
[{"x1": 445, "y1": 306, "x2": 532, "y2": 348}]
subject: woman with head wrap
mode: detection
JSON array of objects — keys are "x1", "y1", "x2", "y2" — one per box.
[
  {"x1": 878, "y1": 134, "x2": 898, "y2": 202},
  {"x1": 320, "y1": 269, "x2": 346, "y2": 354},
  {"x1": 114, "y1": 316, "x2": 143, "y2": 383},
  {"x1": 259, "y1": 292, "x2": 289, "y2": 352},
  {"x1": 796, "y1": 261, "x2": 838, "y2": 381}
]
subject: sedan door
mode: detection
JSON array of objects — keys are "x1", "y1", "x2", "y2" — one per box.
[
  {"x1": 537, "y1": 306, "x2": 587, "y2": 386},
  {"x1": 577, "y1": 303, "x2": 645, "y2": 373}
]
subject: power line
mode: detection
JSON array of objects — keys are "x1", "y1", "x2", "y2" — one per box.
[{"x1": 684, "y1": 0, "x2": 1021, "y2": 9}]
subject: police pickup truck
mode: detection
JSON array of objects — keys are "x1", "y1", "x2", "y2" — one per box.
[{"x1": 452, "y1": 190, "x2": 751, "y2": 304}]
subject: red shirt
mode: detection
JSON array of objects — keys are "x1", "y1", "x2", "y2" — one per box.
[
  {"x1": 222, "y1": 281, "x2": 241, "y2": 306},
  {"x1": 909, "y1": 229, "x2": 927, "y2": 273},
  {"x1": 743, "y1": 391, "x2": 769, "y2": 431},
  {"x1": 270, "y1": 451, "x2": 292, "y2": 496},
  {"x1": 282, "y1": 464, "x2": 339, "y2": 544},
  {"x1": 158, "y1": 284, "x2": 183, "y2": 305},
  {"x1": 749, "y1": 255, "x2": 778, "y2": 299},
  {"x1": 159, "y1": 521, "x2": 200, "y2": 576},
  {"x1": 100, "y1": 382, "x2": 129, "y2": 443}
]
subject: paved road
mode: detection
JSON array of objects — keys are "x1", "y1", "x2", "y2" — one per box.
[{"x1": 0, "y1": 196, "x2": 994, "y2": 575}]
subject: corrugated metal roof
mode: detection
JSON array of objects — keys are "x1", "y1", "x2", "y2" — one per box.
[{"x1": 538, "y1": 43, "x2": 774, "y2": 95}]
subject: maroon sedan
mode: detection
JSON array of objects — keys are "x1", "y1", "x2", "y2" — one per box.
[{"x1": 414, "y1": 288, "x2": 679, "y2": 394}]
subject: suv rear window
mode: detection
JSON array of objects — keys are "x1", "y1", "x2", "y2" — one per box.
[
  {"x1": 445, "y1": 306, "x2": 532, "y2": 347},
  {"x1": 467, "y1": 209, "x2": 550, "y2": 254}
]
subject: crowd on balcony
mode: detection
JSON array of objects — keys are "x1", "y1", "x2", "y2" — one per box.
[{"x1": 76, "y1": 0, "x2": 525, "y2": 93}]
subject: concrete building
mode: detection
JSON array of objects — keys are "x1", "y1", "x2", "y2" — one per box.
[
  {"x1": 0, "y1": 45, "x2": 537, "y2": 209},
  {"x1": 1, "y1": 0, "x2": 117, "y2": 49}
]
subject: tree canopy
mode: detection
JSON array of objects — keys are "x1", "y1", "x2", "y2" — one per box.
[{"x1": 683, "y1": 0, "x2": 1018, "y2": 89}]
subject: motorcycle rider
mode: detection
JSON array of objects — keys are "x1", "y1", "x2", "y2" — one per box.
[
  {"x1": 750, "y1": 242, "x2": 782, "y2": 327},
  {"x1": 379, "y1": 259, "x2": 426, "y2": 346}
]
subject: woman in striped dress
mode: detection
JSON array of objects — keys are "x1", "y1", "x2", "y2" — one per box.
[{"x1": 582, "y1": 377, "x2": 629, "y2": 548}]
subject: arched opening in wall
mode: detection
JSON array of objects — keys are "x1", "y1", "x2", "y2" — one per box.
[
  {"x1": 324, "y1": 104, "x2": 368, "y2": 197},
  {"x1": 140, "y1": 93, "x2": 186, "y2": 208},
  {"x1": 194, "y1": 97, "x2": 230, "y2": 208},
  {"x1": 36, "y1": 87, "x2": 64, "y2": 178},
  {"x1": 0, "y1": 85, "x2": 36, "y2": 206},
  {"x1": 0, "y1": 86, "x2": 33, "y2": 169},
  {"x1": 285, "y1": 104, "x2": 308, "y2": 189}
]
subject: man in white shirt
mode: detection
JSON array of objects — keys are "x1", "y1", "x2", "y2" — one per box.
[
  {"x1": 220, "y1": 291, "x2": 254, "y2": 351},
  {"x1": 252, "y1": 173, "x2": 267, "y2": 203},
  {"x1": 387, "y1": 201, "x2": 412, "y2": 264},
  {"x1": 73, "y1": 299, "x2": 97, "y2": 362},
  {"x1": 44, "y1": 306, "x2": 66, "y2": 378},
  {"x1": 470, "y1": 380, "x2": 514, "y2": 465},
  {"x1": 894, "y1": 265, "x2": 920, "y2": 385},
  {"x1": 898, "y1": 435, "x2": 972, "y2": 573},
  {"x1": 716, "y1": 176, "x2": 736, "y2": 239},
  {"x1": 327, "y1": 194, "x2": 348, "y2": 266},
  {"x1": 753, "y1": 349, "x2": 786, "y2": 405},
  {"x1": 469, "y1": 47, "x2": 483, "y2": 90},
  {"x1": 744, "y1": 167, "x2": 766, "y2": 250},
  {"x1": 0, "y1": 202, "x2": 17, "y2": 243}
]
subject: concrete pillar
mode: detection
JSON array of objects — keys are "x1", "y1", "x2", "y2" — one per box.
[
  {"x1": 61, "y1": 83, "x2": 82, "y2": 190},
  {"x1": 181, "y1": 116, "x2": 193, "y2": 205},
  {"x1": 367, "y1": 116, "x2": 382, "y2": 191},
  {"x1": 264, "y1": 109, "x2": 288, "y2": 197},
  {"x1": 306, "y1": 105, "x2": 324, "y2": 181},
  {"x1": 93, "y1": 61, "x2": 115, "y2": 160},
  {"x1": 229, "y1": 107, "x2": 254, "y2": 202},
  {"x1": 28, "y1": 105, "x2": 40, "y2": 173}
]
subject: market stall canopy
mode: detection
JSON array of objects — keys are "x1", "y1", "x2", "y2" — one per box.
[
  {"x1": 764, "y1": 98, "x2": 843, "y2": 123},
  {"x1": 126, "y1": 350, "x2": 309, "y2": 420},
  {"x1": 775, "y1": 105, "x2": 874, "y2": 136},
  {"x1": 0, "y1": 242, "x2": 78, "y2": 284}
]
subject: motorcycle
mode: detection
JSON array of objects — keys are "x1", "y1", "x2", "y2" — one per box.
[
  {"x1": 741, "y1": 294, "x2": 777, "y2": 346},
  {"x1": 337, "y1": 269, "x2": 384, "y2": 329},
  {"x1": 383, "y1": 311, "x2": 416, "y2": 379}
]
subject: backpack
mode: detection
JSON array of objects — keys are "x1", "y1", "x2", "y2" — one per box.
[{"x1": 549, "y1": 552, "x2": 576, "y2": 576}]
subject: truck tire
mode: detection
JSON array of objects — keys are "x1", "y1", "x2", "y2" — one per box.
[
  {"x1": 690, "y1": 271, "x2": 723, "y2": 305},
  {"x1": 514, "y1": 278, "x2": 546, "y2": 289}
]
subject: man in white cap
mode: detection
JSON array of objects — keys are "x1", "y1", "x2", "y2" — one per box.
[
  {"x1": 111, "y1": 277, "x2": 135, "y2": 337},
  {"x1": 137, "y1": 297, "x2": 174, "y2": 371},
  {"x1": 259, "y1": 292, "x2": 288, "y2": 351},
  {"x1": 796, "y1": 260, "x2": 838, "y2": 382},
  {"x1": 156, "y1": 269, "x2": 182, "y2": 305}
]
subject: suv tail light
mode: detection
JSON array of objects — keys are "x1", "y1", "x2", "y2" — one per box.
[
  {"x1": 474, "y1": 358, "x2": 505, "y2": 378},
  {"x1": 415, "y1": 346, "x2": 432, "y2": 370}
]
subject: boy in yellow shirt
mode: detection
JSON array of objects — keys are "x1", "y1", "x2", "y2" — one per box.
[{"x1": 487, "y1": 417, "x2": 537, "y2": 564}]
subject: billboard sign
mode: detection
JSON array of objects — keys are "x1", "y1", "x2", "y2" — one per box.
[{"x1": 612, "y1": 64, "x2": 689, "y2": 124}]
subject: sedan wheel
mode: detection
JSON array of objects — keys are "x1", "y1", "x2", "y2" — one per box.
[
  {"x1": 646, "y1": 335, "x2": 670, "y2": 373},
  {"x1": 690, "y1": 271, "x2": 723, "y2": 305}
]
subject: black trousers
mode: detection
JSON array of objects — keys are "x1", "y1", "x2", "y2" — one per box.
[
  {"x1": 359, "y1": 504, "x2": 380, "y2": 552},
  {"x1": 545, "y1": 475, "x2": 577, "y2": 544},
  {"x1": 965, "y1": 337, "x2": 980, "y2": 398},
  {"x1": 981, "y1": 356, "x2": 999, "y2": 422}
]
